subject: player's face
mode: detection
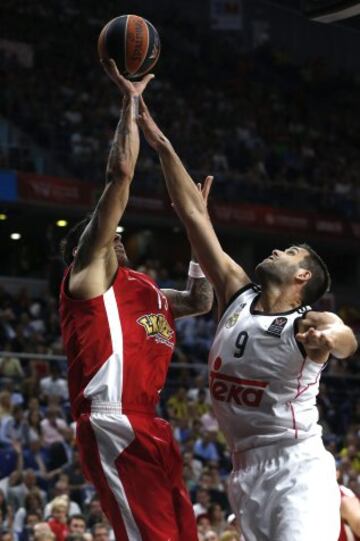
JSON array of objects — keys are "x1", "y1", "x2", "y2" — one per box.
[
  {"x1": 113, "y1": 233, "x2": 128, "y2": 266},
  {"x1": 255, "y1": 246, "x2": 310, "y2": 285}
]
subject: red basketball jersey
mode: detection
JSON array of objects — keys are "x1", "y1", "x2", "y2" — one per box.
[{"x1": 59, "y1": 266, "x2": 176, "y2": 420}]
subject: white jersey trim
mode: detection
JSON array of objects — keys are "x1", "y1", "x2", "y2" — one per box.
[
  {"x1": 90, "y1": 414, "x2": 142, "y2": 541},
  {"x1": 83, "y1": 287, "x2": 124, "y2": 409}
]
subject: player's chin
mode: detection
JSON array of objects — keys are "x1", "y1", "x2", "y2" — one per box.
[
  {"x1": 117, "y1": 254, "x2": 129, "y2": 267},
  {"x1": 116, "y1": 251, "x2": 128, "y2": 267}
]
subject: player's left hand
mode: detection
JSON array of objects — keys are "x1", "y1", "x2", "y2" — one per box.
[
  {"x1": 137, "y1": 96, "x2": 170, "y2": 150},
  {"x1": 101, "y1": 58, "x2": 154, "y2": 97},
  {"x1": 196, "y1": 176, "x2": 214, "y2": 207},
  {"x1": 296, "y1": 327, "x2": 334, "y2": 351}
]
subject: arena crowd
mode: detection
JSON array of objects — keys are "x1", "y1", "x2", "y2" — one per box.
[{"x1": 1, "y1": 2, "x2": 360, "y2": 219}]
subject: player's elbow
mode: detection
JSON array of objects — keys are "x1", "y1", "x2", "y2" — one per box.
[
  {"x1": 195, "y1": 291, "x2": 214, "y2": 316},
  {"x1": 352, "y1": 517, "x2": 360, "y2": 536},
  {"x1": 349, "y1": 331, "x2": 359, "y2": 356},
  {"x1": 106, "y1": 168, "x2": 133, "y2": 185},
  {"x1": 335, "y1": 328, "x2": 358, "y2": 359}
]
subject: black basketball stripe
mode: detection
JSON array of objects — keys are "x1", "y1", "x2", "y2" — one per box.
[
  {"x1": 104, "y1": 15, "x2": 128, "y2": 74},
  {"x1": 135, "y1": 20, "x2": 161, "y2": 77},
  {"x1": 126, "y1": 15, "x2": 149, "y2": 78}
]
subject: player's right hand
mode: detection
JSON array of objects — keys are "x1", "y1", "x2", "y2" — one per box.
[
  {"x1": 101, "y1": 58, "x2": 154, "y2": 97},
  {"x1": 296, "y1": 327, "x2": 334, "y2": 352}
]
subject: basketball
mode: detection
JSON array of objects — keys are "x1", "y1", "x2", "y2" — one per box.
[{"x1": 98, "y1": 14, "x2": 161, "y2": 79}]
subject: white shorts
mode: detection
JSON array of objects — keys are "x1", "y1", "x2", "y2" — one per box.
[{"x1": 228, "y1": 436, "x2": 340, "y2": 541}]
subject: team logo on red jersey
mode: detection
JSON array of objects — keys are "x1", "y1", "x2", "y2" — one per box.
[
  {"x1": 137, "y1": 313, "x2": 174, "y2": 348},
  {"x1": 210, "y1": 370, "x2": 268, "y2": 407}
]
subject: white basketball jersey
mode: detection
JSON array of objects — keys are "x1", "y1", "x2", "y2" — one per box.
[{"x1": 209, "y1": 284, "x2": 323, "y2": 452}]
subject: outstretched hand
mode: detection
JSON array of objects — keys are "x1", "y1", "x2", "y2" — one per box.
[
  {"x1": 101, "y1": 58, "x2": 154, "y2": 97},
  {"x1": 196, "y1": 176, "x2": 214, "y2": 207},
  {"x1": 137, "y1": 96, "x2": 170, "y2": 150},
  {"x1": 296, "y1": 327, "x2": 334, "y2": 352}
]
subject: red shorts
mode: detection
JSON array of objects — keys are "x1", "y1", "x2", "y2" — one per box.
[{"x1": 76, "y1": 404, "x2": 197, "y2": 541}]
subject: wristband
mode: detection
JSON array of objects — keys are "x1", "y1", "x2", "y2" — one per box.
[{"x1": 188, "y1": 261, "x2": 205, "y2": 279}]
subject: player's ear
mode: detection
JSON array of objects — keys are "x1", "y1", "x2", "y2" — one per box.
[{"x1": 295, "y1": 268, "x2": 311, "y2": 284}]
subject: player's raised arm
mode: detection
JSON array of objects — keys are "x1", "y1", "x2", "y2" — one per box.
[
  {"x1": 296, "y1": 311, "x2": 358, "y2": 363},
  {"x1": 137, "y1": 98, "x2": 250, "y2": 314},
  {"x1": 68, "y1": 62, "x2": 153, "y2": 299},
  {"x1": 161, "y1": 180, "x2": 214, "y2": 319}
]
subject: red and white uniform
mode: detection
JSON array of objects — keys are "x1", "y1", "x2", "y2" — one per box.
[
  {"x1": 60, "y1": 266, "x2": 197, "y2": 541},
  {"x1": 339, "y1": 486, "x2": 360, "y2": 541},
  {"x1": 209, "y1": 284, "x2": 340, "y2": 541}
]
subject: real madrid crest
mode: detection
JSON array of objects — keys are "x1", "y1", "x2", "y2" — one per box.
[{"x1": 225, "y1": 303, "x2": 246, "y2": 328}]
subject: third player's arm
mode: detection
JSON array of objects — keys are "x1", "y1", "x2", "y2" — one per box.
[{"x1": 138, "y1": 98, "x2": 250, "y2": 312}]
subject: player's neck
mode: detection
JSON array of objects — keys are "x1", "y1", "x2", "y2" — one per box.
[{"x1": 256, "y1": 285, "x2": 301, "y2": 314}]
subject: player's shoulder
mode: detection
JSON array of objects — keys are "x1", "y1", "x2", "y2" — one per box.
[
  {"x1": 219, "y1": 282, "x2": 259, "y2": 322},
  {"x1": 226, "y1": 282, "x2": 259, "y2": 306}
]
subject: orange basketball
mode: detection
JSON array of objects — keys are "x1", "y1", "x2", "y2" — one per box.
[{"x1": 98, "y1": 14, "x2": 161, "y2": 79}]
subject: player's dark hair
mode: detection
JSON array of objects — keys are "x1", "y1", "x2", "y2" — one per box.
[
  {"x1": 60, "y1": 216, "x2": 92, "y2": 266},
  {"x1": 297, "y1": 243, "x2": 331, "y2": 305}
]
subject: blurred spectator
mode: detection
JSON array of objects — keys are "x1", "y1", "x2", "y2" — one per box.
[
  {"x1": 194, "y1": 432, "x2": 220, "y2": 464},
  {"x1": 8, "y1": 469, "x2": 46, "y2": 510},
  {"x1": 0, "y1": 343, "x2": 24, "y2": 379},
  {"x1": 166, "y1": 387, "x2": 189, "y2": 420},
  {"x1": 91, "y1": 524, "x2": 109, "y2": 541},
  {"x1": 40, "y1": 366, "x2": 68, "y2": 402},
  {"x1": 44, "y1": 481, "x2": 81, "y2": 519},
  {"x1": 47, "y1": 496, "x2": 69, "y2": 541},
  {"x1": 13, "y1": 489, "x2": 44, "y2": 538},
  {"x1": 67, "y1": 515, "x2": 86, "y2": 535}
]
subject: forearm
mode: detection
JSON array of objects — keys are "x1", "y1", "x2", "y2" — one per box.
[
  {"x1": 106, "y1": 96, "x2": 140, "y2": 184},
  {"x1": 328, "y1": 325, "x2": 358, "y2": 358},
  {"x1": 76, "y1": 97, "x2": 139, "y2": 263},
  {"x1": 163, "y1": 262, "x2": 214, "y2": 319},
  {"x1": 185, "y1": 275, "x2": 214, "y2": 316},
  {"x1": 159, "y1": 144, "x2": 207, "y2": 221}
]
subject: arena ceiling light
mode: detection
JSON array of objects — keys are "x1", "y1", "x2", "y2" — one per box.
[
  {"x1": 10, "y1": 233, "x2": 21, "y2": 240},
  {"x1": 56, "y1": 219, "x2": 68, "y2": 227},
  {"x1": 0, "y1": 213, "x2": 7, "y2": 221},
  {"x1": 303, "y1": 0, "x2": 360, "y2": 22}
]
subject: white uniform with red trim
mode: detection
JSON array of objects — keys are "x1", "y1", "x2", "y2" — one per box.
[{"x1": 209, "y1": 284, "x2": 340, "y2": 541}]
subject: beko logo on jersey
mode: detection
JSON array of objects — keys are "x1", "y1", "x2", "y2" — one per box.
[
  {"x1": 137, "y1": 314, "x2": 174, "y2": 348},
  {"x1": 210, "y1": 370, "x2": 269, "y2": 407}
]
